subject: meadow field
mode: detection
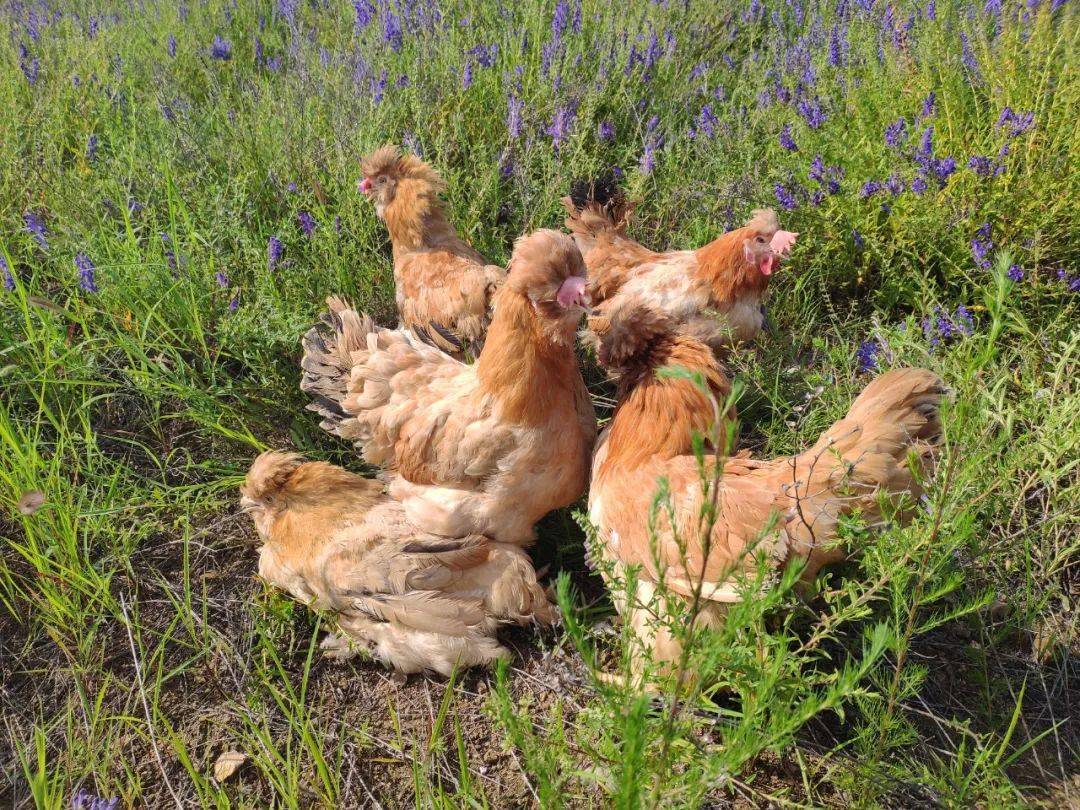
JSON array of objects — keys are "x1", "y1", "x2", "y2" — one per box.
[{"x1": 1, "y1": 0, "x2": 1078, "y2": 806}]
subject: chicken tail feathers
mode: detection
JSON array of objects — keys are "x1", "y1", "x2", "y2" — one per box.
[
  {"x1": 300, "y1": 297, "x2": 376, "y2": 437},
  {"x1": 804, "y1": 368, "x2": 947, "y2": 505},
  {"x1": 561, "y1": 173, "x2": 635, "y2": 245}
]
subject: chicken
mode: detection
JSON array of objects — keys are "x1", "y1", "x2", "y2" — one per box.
[
  {"x1": 240, "y1": 451, "x2": 556, "y2": 676},
  {"x1": 301, "y1": 229, "x2": 597, "y2": 548},
  {"x1": 588, "y1": 308, "x2": 945, "y2": 681},
  {"x1": 358, "y1": 144, "x2": 505, "y2": 357},
  {"x1": 563, "y1": 178, "x2": 798, "y2": 354}
]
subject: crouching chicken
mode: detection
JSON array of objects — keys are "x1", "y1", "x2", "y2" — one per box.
[
  {"x1": 564, "y1": 178, "x2": 797, "y2": 354},
  {"x1": 588, "y1": 308, "x2": 945, "y2": 682},
  {"x1": 300, "y1": 229, "x2": 596, "y2": 548},
  {"x1": 240, "y1": 451, "x2": 556, "y2": 676}
]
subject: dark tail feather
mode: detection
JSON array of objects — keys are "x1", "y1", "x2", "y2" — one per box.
[{"x1": 567, "y1": 171, "x2": 624, "y2": 212}]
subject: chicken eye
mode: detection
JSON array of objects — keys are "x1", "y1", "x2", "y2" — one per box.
[
  {"x1": 376, "y1": 176, "x2": 388, "y2": 186},
  {"x1": 756, "y1": 236, "x2": 766, "y2": 244}
]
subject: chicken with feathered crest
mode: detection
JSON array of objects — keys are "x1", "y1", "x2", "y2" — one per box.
[
  {"x1": 358, "y1": 144, "x2": 505, "y2": 357},
  {"x1": 564, "y1": 176, "x2": 798, "y2": 356},
  {"x1": 588, "y1": 306, "x2": 946, "y2": 683},
  {"x1": 301, "y1": 229, "x2": 596, "y2": 548}
]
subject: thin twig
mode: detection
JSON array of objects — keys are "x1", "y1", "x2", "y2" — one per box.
[{"x1": 119, "y1": 594, "x2": 184, "y2": 810}]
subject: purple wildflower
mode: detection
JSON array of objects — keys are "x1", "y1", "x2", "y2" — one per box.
[
  {"x1": 970, "y1": 222, "x2": 993, "y2": 269},
  {"x1": 278, "y1": 0, "x2": 298, "y2": 25},
  {"x1": 228, "y1": 292, "x2": 240, "y2": 312},
  {"x1": 1006, "y1": 264, "x2": 1024, "y2": 282},
  {"x1": 75, "y1": 253, "x2": 98, "y2": 293},
  {"x1": 354, "y1": 0, "x2": 376, "y2": 30},
  {"x1": 828, "y1": 24, "x2": 846, "y2": 67},
  {"x1": 885, "y1": 173, "x2": 905, "y2": 196},
  {"x1": 70, "y1": 791, "x2": 119, "y2": 810},
  {"x1": 954, "y1": 305, "x2": 975, "y2": 334},
  {"x1": 215, "y1": 271, "x2": 230, "y2": 288},
  {"x1": 915, "y1": 126, "x2": 934, "y2": 167},
  {"x1": 552, "y1": 0, "x2": 570, "y2": 39},
  {"x1": 694, "y1": 104, "x2": 719, "y2": 139},
  {"x1": 997, "y1": 108, "x2": 1035, "y2": 137},
  {"x1": 383, "y1": 12, "x2": 403, "y2": 52},
  {"x1": 268, "y1": 236, "x2": 284, "y2": 270},
  {"x1": 372, "y1": 70, "x2": 388, "y2": 103},
  {"x1": 506, "y1": 95, "x2": 524, "y2": 138},
  {"x1": 546, "y1": 102, "x2": 578, "y2": 152},
  {"x1": 932, "y1": 156, "x2": 957, "y2": 184},
  {"x1": 462, "y1": 60, "x2": 474, "y2": 89},
  {"x1": 210, "y1": 36, "x2": 232, "y2": 61},
  {"x1": 852, "y1": 229, "x2": 865, "y2": 250},
  {"x1": 598, "y1": 120, "x2": 615, "y2": 142},
  {"x1": 298, "y1": 211, "x2": 316, "y2": 236},
  {"x1": 911, "y1": 175, "x2": 929, "y2": 194},
  {"x1": 968, "y1": 155, "x2": 994, "y2": 176},
  {"x1": 884, "y1": 117, "x2": 906, "y2": 148},
  {"x1": 1, "y1": 255, "x2": 13, "y2": 291},
  {"x1": 167, "y1": 34, "x2": 177, "y2": 57},
  {"x1": 856, "y1": 339, "x2": 880, "y2": 372},
  {"x1": 797, "y1": 97, "x2": 827, "y2": 129},
  {"x1": 20, "y1": 50, "x2": 40, "y2": 85},
  {"x1": 86, "y1": 134, "x2": 99, "y2": 162},
  {"x1": 24, "y1": 212, "x2": 48, "y2": 249},
  {"x1": 639, "y1": 136, "x2": 659, "y2": 175},
  {"x1": 779, "y1": 123, "x2": 798, "y2": 152},
  {"x1": 860, "y1": 180, "x2": 881, "y2": 197},
  {"x1": 774, "y1": 183, "x2": 798, "y2": 209},
  {"x1": 960, "y1": 32, "x2": 979, "y2": 76},
  {"x1": 926, "y1": 0, "x2": 937, "y2": 19},
  {"x1": 920, "y1": 91, "x2": 936, "y2": 120}
]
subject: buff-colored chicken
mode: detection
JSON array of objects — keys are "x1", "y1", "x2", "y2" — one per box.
[
  {"x1": 358, "y1": 145, "x2": 505, "y2": 357},
  {"x1": 240, "y1": 451, "x2": 556, "y2": 676},
  {"x1": 588, "y1": 308, "x2": 945, "y2": 682},
  {"x1": 563, "y1": 179, "x2": 797, "y2": 353},
  {"x1": 301, "y1": 229, "x2": 596, "y2": 548}
]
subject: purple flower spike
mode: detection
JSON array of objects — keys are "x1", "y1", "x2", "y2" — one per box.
[
  {"x1": 1, "y1": 255, "x2": 14, "y2": 291},
  {"x1": 1006, "y1": 264, "x2": 1024, "y2": 282},
  {"x1": 210, "y1": 36, "x2": 232, "y2": 61},
  {"x1": 75, "y1": 253, "x2": 98, "y2": 293},
  {"x1": 215, "y1": 271, "x2": 230, "y2": 288},
  {"x1": 884, "y1": 117, "x2": 906, "y2": 148},
  {"x1": 298, "y1": 211, "x2": 316, "y2": 236},
  {"x1": 268, "y1": 236, "x2": 284, "y2": 270},
  {"x1": 778, "y1": 123, "x2": 798, "y2": 152},
  {"x1": 598, "y1": 120, "x2": 615, "y2": 142},
  {"x1": 856, "y1": 339, "x2": 880, "y2": 372},
  {"x1": 71, "y1": 790, "x2": 120, "y2": 810},
  {"x1": 24, "y1": 212, "x2": 49, "y2": 250},
  {"x1": 774, "y1": 183, "x2": 798, "y2": 210}
]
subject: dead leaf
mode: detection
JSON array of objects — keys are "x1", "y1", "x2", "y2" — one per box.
[
  {"x1": 213, "y1": 750, "x2": 247, "y2": 782},
  {"x1": 17, "y1": 491, "x2": 45, "y2": 515},
  {"x1": 28, "y1": 296, "x2": 64, "y2": 313}
]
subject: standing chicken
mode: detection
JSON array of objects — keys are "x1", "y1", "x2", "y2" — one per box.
[
  {"x1": 301, "y1": 229, "x2": 596, "y2": 548},
  {"x1": 240, "y1": 451, "x2": 555, "y2": 676},
  {"x1": 563, "y1": 180, "x2": 797, "y2": 353},
  {"x1": 588, "y1": 308, "x2": 945, "y2": 681},
  {"x1": 358, "y1": 144, "x2": 505, "y2": 357}
]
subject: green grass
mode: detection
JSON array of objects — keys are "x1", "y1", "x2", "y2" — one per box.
[{"x1": 1, "y1": 0, "x2": 1077, "y2": 806}]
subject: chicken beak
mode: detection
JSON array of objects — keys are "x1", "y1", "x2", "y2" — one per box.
[
  {"x1": 357, "y1": 177, "x2": 373, "y2": 194},
  {"x1": 239, "y1": 495, "x2": 259, "y2": 514}
]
